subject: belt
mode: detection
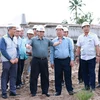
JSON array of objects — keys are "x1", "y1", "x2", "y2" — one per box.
[
  {"x1": 55, "y1": 57, "x2": 69, "y2": 60},
  {"x1": 34, "y1": 57, "x2": 47, "y2": 60}
]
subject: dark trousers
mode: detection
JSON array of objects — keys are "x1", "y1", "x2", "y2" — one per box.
[
  {"x1": 78, "y1": 58, "x2": 83, "y2": 81},
  {"x1": 1, "y1": 61, "x2": 17, "y2": 94},
  {"x1": 54, "y1": 57, "x2": 73, "y2": 94},
  {"x1": 30, "y1": 57, "x2": 49, "y2": 94},
  {"x1": 81, "y1": 58, "x2": 96, "y2": 89},
  {"x1": 16, "y1": 59, "x2": 25, "y2": 86},
  {"x1": 98, "y1": 63, "x2": 100, "y2": 84}
]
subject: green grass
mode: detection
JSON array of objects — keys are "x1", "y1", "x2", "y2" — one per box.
[{"x1": 75, "y1": 90, "x2": 93, "y2": 100}]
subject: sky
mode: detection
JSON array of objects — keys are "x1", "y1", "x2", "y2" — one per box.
[{"x1": 0, "y1": 0, "x2": 100, "y2": 26}]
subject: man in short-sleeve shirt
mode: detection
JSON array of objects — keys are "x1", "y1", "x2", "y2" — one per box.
[{"x1": 76, "y1": 22, "x2": 99, "y2": 91}]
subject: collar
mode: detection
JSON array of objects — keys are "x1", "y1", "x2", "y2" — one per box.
[
  {"x1": 57, "y1": 36, "x2": 66, "y2": 40},
  {"x1": 37, "y1": 36, "x2": 44, "y2": 40},
  {"x1": 7, "y1": 33, "x2": 14, "y2": 40},
  {"x1": 83, "y1": 32, "x2": 91, "y2": 36}
]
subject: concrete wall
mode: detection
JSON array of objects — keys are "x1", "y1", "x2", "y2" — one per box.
[{"x1": 0, "y1": 25, "x2": 100, "y2": 42}]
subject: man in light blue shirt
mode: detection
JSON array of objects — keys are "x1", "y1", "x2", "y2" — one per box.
[{"x1": 50, "y1": 25, "x2": 74, "y2": 96}]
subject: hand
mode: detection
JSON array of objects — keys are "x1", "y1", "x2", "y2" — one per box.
[
  {"x1": 70, "y1": 60, "x2": 74, "y2": 67},
  {"x1": 14, "y1": 58, "x2": 18, "y2": 63},
  {"x1": 96, "y1": 56, "x2": 100, "y2": 63},
  {"x1": 26, "y1": 44, "x2": 32, "y2": 49},
  {"x1": 51, "y1": 64, "x2": 54, "y2": 69},
  {"x1": 59, "y1": 39, "x2": 62, "y2": 44},
  {"x1": 10, "y1": 59, "x2": 15, "y2": 64},
  {"x1": 75, "y1": 57, "x2": 79, "y2": 64}
]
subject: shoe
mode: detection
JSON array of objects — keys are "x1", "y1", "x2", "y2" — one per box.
[
  {"x1": 1, "y1": 93, "x2": 8, "y2": 99},
  {"x1": 82, "y1": 86, "x2": 90, "y2": 91},
  {"x1": 96, "y1": 84, "x2": 100, "y2": 88},
  {"x1": 54, "y1": 92, "x2": 61, "y2": 96},
  {"x1": 16, "y1": 85, "x2": 21, "y2": 89},
  {"x1": 9, "y1": 92, "x2": 19, "y2": 96},
  {"x1": 69, "y1": 91, "x2": 74, "y2": 95},
  {"x1": 78, "y1": 80, "x2": 83, "y2": 84},
  {"x1": 32, "y1": 93, "x2": 36, "y2": 97},
  {"x1": 62, "y1": 81, "x2": 65, "y2": 86},
  {"x1": 42, "y1": 93, "x2": 50, "y2": 97},
  {"x1": 90, "y1": 88, "x2": 95, "y2": 92}
]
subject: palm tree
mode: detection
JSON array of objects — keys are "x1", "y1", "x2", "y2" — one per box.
[{"x1": 69, "y1": 0, "x2": 85, "y2": 22}]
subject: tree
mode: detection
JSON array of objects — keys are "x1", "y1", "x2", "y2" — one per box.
[
  {"x1": 76, "y1": 12, "x2": 94, "y2": 24},
  {"x1": 62, "y1": 19, "x2": 68, "y2": 24},
  {"x1": 69, "y1": 0, "x2": 85, "y2": 22}
]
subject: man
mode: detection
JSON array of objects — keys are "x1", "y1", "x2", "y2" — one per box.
[
  {"x1": 61, "y1": 27, "x2": 74, "y2": 86},
  {"x1": 32, "y1": 25, "x2": 38, "y2": 37},
  {"x1": 63, "y1": 27, "x2": 83, "y2": 84},
  {"x1": 50, "y1": 25, "x2": 74, "y2": 96},
  {"x1": 76, "y1": 22, "x2": 99, "y2": 92},
  {"x1": 28, "y1": 25, "x2": 61, "y2": 97},
  {"x1": 63, "y1": 27, "x2": 74, "y2": 49},
  {"x1": 96, "y1": 40, "x2": 100, "y2": 88},
  {"x1": 23, "y1": 29, "x2": 34, "y2": 84},
  {"x1": 15, "y1": 28, "x2": 27, "y2": 89},
  {"x1": 1, "y1": 24, "x2": 19, "y2": 99}
]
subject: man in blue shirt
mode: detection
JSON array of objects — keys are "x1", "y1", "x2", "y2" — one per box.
[
  {"x1": 15, "y1": 27, "x2": 27, "y2": 89},
  {"x1": 50, "y1": 25, "x2": 74, "y2": 96},
  {"x1": 0, "y1": 24, "x2": 19, "y2": 99}
]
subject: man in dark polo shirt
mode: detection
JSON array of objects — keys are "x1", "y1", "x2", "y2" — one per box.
[{"x1": 28, "y1": 25, "x2": 61, "y2": 97}]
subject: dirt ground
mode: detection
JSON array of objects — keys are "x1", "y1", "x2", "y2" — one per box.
[{"x1": 0, "y1": 62, "x2": 100, "y2": 100}]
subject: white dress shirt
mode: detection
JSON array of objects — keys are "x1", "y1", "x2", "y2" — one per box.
[{"x1": 77, "y1": 32, "x2": 99, "y2": 60}]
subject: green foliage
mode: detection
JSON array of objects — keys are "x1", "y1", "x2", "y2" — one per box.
[
  {"x1": 76, "y1": 12, "x2": 94, "y2": 24},
  {"x1": 75, "y1": 90, "x2": 93, "y2": 100},
  {"x1": 62, "y1": 19, "x2": 68, "y2": 24},
  {"x1": 69, "y1": 0, "x2": 86, "y2": 21}
]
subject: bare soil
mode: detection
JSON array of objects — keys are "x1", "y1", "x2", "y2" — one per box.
[{"x1": 0, "y1": 63, "x2": 100, "y2": 100}]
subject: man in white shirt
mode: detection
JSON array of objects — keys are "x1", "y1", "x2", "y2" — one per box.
[
  {"x1": 76, "y1": 22, "x2": 100, "y2": 92},
  {"x1": 96, "y1": 40, "x2": 100, "y2": 88}
]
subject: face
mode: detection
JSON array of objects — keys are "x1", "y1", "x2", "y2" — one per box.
[
  {"x1": 15, "y1": 30, "x2": 20, "y2": 37},
  {"x1": 37, "y1": 31, "x2": 44, "y2": 37},
  {"x1": 19, "y1": 30, "x2": 24, "y2": 37},
  {"x1": 56, "y1": 29, "x2": 63, "y2": 37},
  {"x1": 63, "y1": 31, "x2": 68, "y2": 37},
  {"x1": 27, "y1": 33, "x2": 34, "y2": 39},
  {"x1": 33, "y1": 29, "x2": 37, "y2": 36},
  {"x1": 82, "y1": 25, "x2": 90, "y2": 33},
  {"x1": 8, "y1": 27, "x2": 16, "y2": 36}
]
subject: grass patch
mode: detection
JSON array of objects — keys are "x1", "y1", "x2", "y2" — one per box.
[{"x1": 75, "y1": 90, "x2": 93, "y2": 100}]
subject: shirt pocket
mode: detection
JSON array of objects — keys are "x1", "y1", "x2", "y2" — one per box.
[{"x1": 88, "y1": 39, "x2": 94, "y2": 46}]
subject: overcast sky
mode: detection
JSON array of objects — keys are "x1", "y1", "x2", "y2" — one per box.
[{"x1": 0, "y1": 0, "x2": 100, "y2": 26}]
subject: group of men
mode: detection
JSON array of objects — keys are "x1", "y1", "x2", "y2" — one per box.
[{"x1": 0, "y1": 22, "x2": 100, "y2": 99}]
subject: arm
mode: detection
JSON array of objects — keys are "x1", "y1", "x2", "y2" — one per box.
[
  {"x1": 48, "y1": 39, "x2": 61, "y2": 46},
  {"x1": 69, "y1": 40, "x2": 74, "y2": 61},
  {"x1": 50, "y1": 46, "x2": 55, "y2": 69},
  {"x1": 1, "y1": 38, "x2": 11, "y2": 60},
  {"x1": 68, "y1": 40, "x2": 74, "y2": 67}
]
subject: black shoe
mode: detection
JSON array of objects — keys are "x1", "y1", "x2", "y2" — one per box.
[
  {"x1": 32, "y1": 93, "x2": 36, "y2": 97},
  {"x1": 16, "y1": 85, "x2": 21, "y2": 89},
  {"x1": 69, "y1": 91, "x2": 74, "y2": 95},
  {"x1": 54, "y1": 92, "x2": 61, "y2": 96},
  {"x1": 1, "y1": 93, "x2": 8, "y2": 99},
  {"x1": 9, "y1": 92, "x2": 18, "y2": 96},
  {"x1": 82, "y1": 86, "x2": 90, "y2": 90},
  {"x1": 96, "y1": 84, "x2": 100, "y2": 88},
  {"x1": 62, "y1": 81, "x2": 65, "y2": 86},
  {"x1": 90, "y1": 88, "x2": 95, "y2": 92},
  {"x1": 78, "y1": 79, "x2": 83, "y2": 84},
  {"x1": 42, "y1": 93, "x2": 50, "y2": 97}
]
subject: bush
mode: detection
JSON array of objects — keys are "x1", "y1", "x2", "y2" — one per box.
[{"x1": 75, "y1": 90, "x2": 93, "y2": 100}]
